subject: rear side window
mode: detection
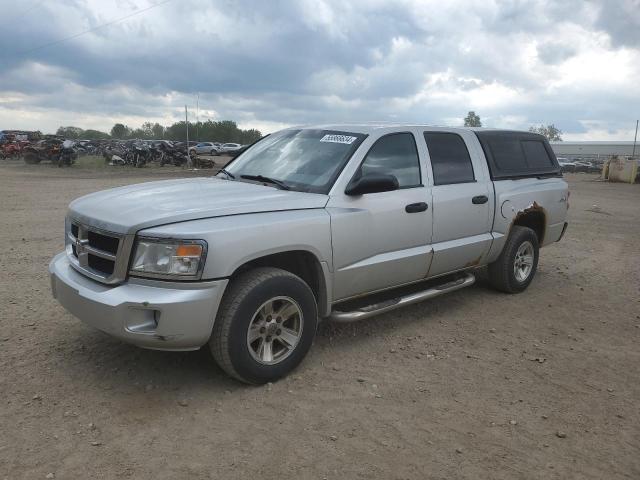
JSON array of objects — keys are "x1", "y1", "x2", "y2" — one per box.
[
  {"x1": 521, "y1": 140, "x2": 554, "y2": 167},
  {"x1": 359, "y1": 133, "x2": 421, "y2": 188},
  {"x1": 476, "y1": 131, "x2": 560, "y2": 180},
  {"x1": 424, "y1": 132, "x2": 475, "y2": 185},
  {"x1": 487, "y1": 138, "x2": 528, "y2": 171}
]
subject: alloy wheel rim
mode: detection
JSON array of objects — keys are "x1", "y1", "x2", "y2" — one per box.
[
  {"x1": 514, "y1": 241, "x2": 535, "y2": 282},
  {"x1": 246, "y1": 296, "x2": 303, "y2": 365}
]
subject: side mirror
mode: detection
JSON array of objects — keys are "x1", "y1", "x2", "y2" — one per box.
[{"x1": 345, "y1": 172, "x2": 400, "y2": 196}]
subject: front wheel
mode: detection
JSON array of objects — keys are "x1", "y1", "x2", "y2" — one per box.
[
  {"x1": 487, "y1": 226, "x2": 539, "y2": 293},
  {"x1": 210, "y1": 267, "x2": 318, "y2": 384}
]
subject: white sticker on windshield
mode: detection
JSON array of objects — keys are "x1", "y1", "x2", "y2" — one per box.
[{"x1": 320, "y1": 134, "x2": 357, "y2": 144}]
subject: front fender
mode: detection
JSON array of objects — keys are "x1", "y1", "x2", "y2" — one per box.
[{"x1": 138, "y1": 208, "x2": 333, "y2": 281}]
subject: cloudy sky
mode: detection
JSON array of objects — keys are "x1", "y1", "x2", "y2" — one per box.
[{"x1": 1, "y1": 0, "x2": 639, "y2": 139}]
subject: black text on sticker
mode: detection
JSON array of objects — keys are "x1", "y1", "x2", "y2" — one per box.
[{"x1": 320, "y1": 134, "x2": 357, "y2": 144}]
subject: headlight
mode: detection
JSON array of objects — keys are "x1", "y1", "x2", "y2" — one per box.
[{"x1": 130, "y1": 238, "x2": 207, "y2": 280}]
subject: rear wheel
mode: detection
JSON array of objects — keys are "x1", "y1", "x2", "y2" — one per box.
[
  {"x1": 210, "y1": 267, "x2": 318, "y2": 384},
  {"x1": 488, "y1": 226, "x2": 539, "y2": 293}
]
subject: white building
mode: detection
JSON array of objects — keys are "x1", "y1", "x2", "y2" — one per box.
[{"x1": 550, "y1": 141, "x2": 638, "y2": 161}]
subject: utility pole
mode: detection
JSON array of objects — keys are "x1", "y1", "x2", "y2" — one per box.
[
  {"x1": 185, "y1": 105, "x2": 190, "y2": 167},
  {"x1": 633, "y1": 119, "x2": 638, "y2": 158},
  {"x1": 196, "y1": 93, "x2": 199, "y2": 142},
  {"x1": 185, "y1": 105, "x2": 189, "y2": 147}
]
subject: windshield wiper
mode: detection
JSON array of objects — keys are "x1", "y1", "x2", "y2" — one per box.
[
  {"x1": 217, "y1": 168, "x2": 235, "y2": 179},
  {"x1": 240, "y1": 174, "x2": 291, "y2": 190}
]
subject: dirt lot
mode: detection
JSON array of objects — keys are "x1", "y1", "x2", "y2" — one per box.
[{"x1": 1, "y1": 160, "x2": 639, "y2": 480}]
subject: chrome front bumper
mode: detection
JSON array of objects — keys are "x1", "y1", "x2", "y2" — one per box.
[{"x1": 49, "y1": 252, "x2": 228, "y2": 351}]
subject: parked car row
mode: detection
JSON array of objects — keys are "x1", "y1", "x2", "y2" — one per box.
[
  {"x1": 557, "y1": 158, "x2": 602, "y2": 173},
  {"x1": 188, "y1": 142, "x2": 245, "y2": 157},
  {"x1": 1, "y1": 135, "x2": 250, "y2": 167}
]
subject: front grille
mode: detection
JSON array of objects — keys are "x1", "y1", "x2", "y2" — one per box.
[
  {"x1": 66, "y1": 219, "x2": 133, "y2": 284},
  {"x1": 88, "y1": 230, "x2": 119, "y2": 254},
  {"x1": 88, "y1": 254, "x2": 116, "y2": 275}
]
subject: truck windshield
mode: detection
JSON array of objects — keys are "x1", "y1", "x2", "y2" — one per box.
[{"x1": 221, "y1": 129, "x2": 366, "y2": 193}]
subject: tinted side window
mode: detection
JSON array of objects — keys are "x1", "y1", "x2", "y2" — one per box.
[
  {"x1": 488, "y1": 138, "x2": 528, "y2": 171},
  {"x1": 521, "y1": 140, "x2": 554, "y2": 167},
  {"x1": 475, "y1": 131, "x2": 561, "y2": 179},
  {"x1": 424, "y1": 132, "x2": 475, "y2": 185},
  {"x1": 359, "y1": 133, "x2": 421, "y2": 188}
]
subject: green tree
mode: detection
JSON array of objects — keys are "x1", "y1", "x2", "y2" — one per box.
[
  {"x1": 164, "y1": 120, "x2": 191, "y2": 141},
  {"x1": 529, "y1": 124, "x2": 563, "y2": 141},
  {"x1": 137, "y1": 122, "x2": 158, "y2": 139},
  {"x1": 110, "y1": 123, "x2": 131, "y2": 139},
  {"x1": 151, "y1": 123, "x2": 164, "y2": 139},
  {"x1": 239, "y1": 129, "x2": 263, "y2": 144},
  {"x1": 56, "y1": 126, "x2": 84, "y2": 139},
  {"x1": 82, "y1": 129, "x2": 111, "y2": 140},
  {"x1": 103, "y1": 120, "x2": 260, "y2": 143},
  {"x1": 160, "y1": 119, "x2": 261, "y2": 144},
  {"x1": 463, "y1": 111, "x2": 482, "y2": 127}
]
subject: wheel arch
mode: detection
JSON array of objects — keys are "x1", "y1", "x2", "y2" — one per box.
[
  {"x1": 512, "y1": 207, "x2": 546, "y2": 245},
  {"x1": 230, "y1": 250, "x2": 330, "y2": 317}
]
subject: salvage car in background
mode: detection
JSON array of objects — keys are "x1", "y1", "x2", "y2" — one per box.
[
  {"x1": 23, "y1": 138, "x2": 63, "y2": 165},
  {"x1": 50, "y1": 125, "x2": 569, "y2": 384},
  {"x1": 190, "y1": 142, "x2": 220, "y2": 156},
  {"x1": 0, "y1": 140, "x2": 21, "y2": 159},
  {"x1": 573, "y1": 161, "x2": 600, "y2": 173},
  {"x1": 558, "y1": 159, "x2": 577, "y2": 172},
  {"x1": 219, "y1": 142, "x2": 242, "y2": 153}
]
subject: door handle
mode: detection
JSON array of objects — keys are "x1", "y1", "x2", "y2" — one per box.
[
  {"x1": 472, "y1": 195, "x2": 488, "y2": 204},
  {"x1": 405, "y1": 202, "x2": 428, "y2": 213}
]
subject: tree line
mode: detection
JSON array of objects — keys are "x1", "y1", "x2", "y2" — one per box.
[
  {"x1": 56, "y1": 120, "x2": 263, "y2": 144},
  {"x1": 56, "y1": 113, "x2": 563, "y2": 143},
  {"x1": 463, "y1": 111, "x2": 563, "y2": 141}
]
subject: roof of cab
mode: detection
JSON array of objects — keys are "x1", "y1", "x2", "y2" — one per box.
[{"x1": 286, "y1": 123, "x2": 531, "y2": 135}]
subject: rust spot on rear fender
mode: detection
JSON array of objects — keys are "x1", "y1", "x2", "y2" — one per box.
[{"x1": 508, "y1": 201, "x2": 547, "y2": 242}]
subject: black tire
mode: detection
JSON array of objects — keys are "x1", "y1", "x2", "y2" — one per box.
[
  {"x1": 488, "y1": 226, "x2": 539, "y2": 293},
  {"x1": 210, "y1": 267, "x2": 318, "y2": 384},
  {"x1": 23, "y1": 153, "x2": 41, "y2": 164}
]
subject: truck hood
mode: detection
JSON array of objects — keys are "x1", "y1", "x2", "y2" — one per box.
[{"x1": 68, "y1": 177, "x2": 329, "y2": 234}]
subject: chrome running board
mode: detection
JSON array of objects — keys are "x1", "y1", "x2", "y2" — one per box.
[{"x1": 328, "y1": 273, "x2": 476, "y2": 323}]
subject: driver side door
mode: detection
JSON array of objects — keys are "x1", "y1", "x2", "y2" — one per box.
[{"x1": 326, "y1": 131, "x2": 433, "y2": 301}]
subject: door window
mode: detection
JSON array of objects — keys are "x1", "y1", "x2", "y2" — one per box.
[
  {"x1": 424, "y1": 132, "x2": 475, "y2": 185},
  {"x1": 358, "y1": 133, "x2": 421, "y2": 188}
]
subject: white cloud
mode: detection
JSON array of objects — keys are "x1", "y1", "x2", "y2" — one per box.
[{"x1": 0, "y1": 0, "x2": 638, "y2": 139}]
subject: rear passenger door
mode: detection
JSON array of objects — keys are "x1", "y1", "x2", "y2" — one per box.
[{"x1": 422, "y1": 130, "x2": 494, "y2": 277}]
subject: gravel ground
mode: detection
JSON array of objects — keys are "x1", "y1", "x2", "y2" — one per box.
[{"x1": 1, "y1": 160, "x2": 639, "y2": 480}]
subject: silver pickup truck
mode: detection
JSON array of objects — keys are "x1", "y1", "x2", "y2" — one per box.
[{"x1": 50, "y1": 125, "x2": 569, "y2": 384}]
